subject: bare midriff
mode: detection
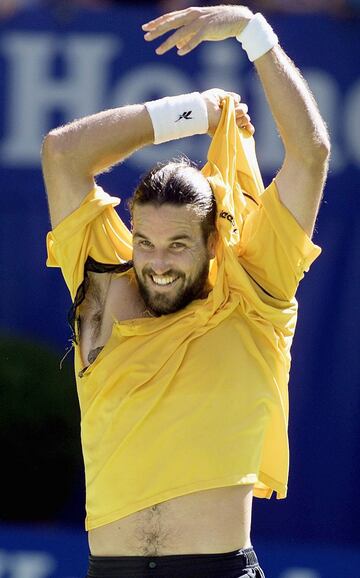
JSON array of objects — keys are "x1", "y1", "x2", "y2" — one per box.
[{"x1": 88, "y1": 485, "x2": 254, "y2": 556}]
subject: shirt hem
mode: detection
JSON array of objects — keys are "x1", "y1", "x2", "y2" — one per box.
[
  {"x1": 255, "y1": 471, "x2": 288, "y2": 500},
  {"x1": 84, "y1": 472, "x2": 286, "y2": 531}
]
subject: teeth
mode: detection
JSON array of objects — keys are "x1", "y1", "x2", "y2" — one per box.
[{"x1": 151, "y1": 275, "x2": 177, "y2": 286}]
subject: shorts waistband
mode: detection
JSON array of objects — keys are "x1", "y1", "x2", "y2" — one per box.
[{"x1": 87, "y1": 547, "x2": 259, "y2": 577}]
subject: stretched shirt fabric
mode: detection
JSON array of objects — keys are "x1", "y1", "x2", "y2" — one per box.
[{"x1": 46, "y1": 97, "x2": 321, "y2": 531}]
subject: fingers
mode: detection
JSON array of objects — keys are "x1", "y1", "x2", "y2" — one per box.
[
  {"x1": 155, "y1": 20, "x2": 201, "y2": 55},
  {"x1": 235, "y1": 103, "x2": 248, "y2": 116},
  {"x1": 142, "y1": 9, "x2": 188, "y2": 30},
  {"x1": 235, "y1": 103, "x2": 254, "y2": 134},
  {"x1": 142, "y1": 7, "x2": 207, "y2": 55},
  {"x1": 236, "y1": 111, "x2": 251, "y2": 125},
  {"x1": 228, "y1": 92, "x2": 241, "y2": 104},
  {"x1": 177, "y1": 29, "x2": 205, "y2": 55},
  {"x1": 217, "y1": 93, "x2": 255, "y2": 135},
  {"x1": 142, "y1": 10, "x2": 194, "y2": 42},
  {"x1": 245, "y1": 123, "x2": 255, "y2": 135},
  {"x1": 238, "y1": 118, "x2": 255, "y2": 135}
]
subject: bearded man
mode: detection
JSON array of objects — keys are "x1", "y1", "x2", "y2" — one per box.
[{"x1": 43, "y1": 5, "x2": 329, "y2": 577}]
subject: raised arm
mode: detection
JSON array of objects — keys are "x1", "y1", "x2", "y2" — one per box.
[
  {"x1": 253, "y1": 46, "x2": 330, "y2": 237},
  {"x1": 41, "y1": 105, "x2": 154, "y2": 228},
  {"x1": 143, "y1": 5, "x2": 330, "y2": 237},
  {"x1": 42, "y1": 89, "x2": 252, "y2": 229}
]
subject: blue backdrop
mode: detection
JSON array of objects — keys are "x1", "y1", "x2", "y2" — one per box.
[{"x1": 1, "y1": 4, "x2": 359, "y2": 573}]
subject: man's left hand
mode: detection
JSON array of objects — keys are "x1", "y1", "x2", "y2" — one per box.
[
  {"x1": 142, "y1": 5, "x2": 254, "y2": 56},
  {"x1": 201, "y1": 88, "x2": 254, "y2": 136}
]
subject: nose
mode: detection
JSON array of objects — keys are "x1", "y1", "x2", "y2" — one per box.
[{"x1": 149, "y1": 250, "x2": 173, "y2": 275}]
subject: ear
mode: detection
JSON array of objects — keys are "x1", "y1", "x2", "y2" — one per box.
[{"x1": 207, "y1": 230, "x2": 219, "y2": 259}]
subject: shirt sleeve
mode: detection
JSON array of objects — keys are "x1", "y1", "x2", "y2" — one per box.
[
  {"x1": 238, "y1": 179, "x2": 322, "y2": 301},
  {"x1": 46, "y1": 185, "x2": 133, "y2": 301}
]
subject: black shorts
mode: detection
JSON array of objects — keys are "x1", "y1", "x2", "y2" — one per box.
[{"x1": 86, "y1": 546, "x2": 266, "y2": 577}]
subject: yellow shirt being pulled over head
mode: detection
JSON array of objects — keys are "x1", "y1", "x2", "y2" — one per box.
[{"x1": 46, "y1": 97, "x2": 321, "y2": 531}]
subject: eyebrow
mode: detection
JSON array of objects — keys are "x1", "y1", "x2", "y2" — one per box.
[{"x1": 133, "y1": 232, "x2": 193, "y2": 242}]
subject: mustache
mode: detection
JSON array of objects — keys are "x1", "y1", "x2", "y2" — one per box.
[{"x1": 142, "y1": 268, "x2": 185, "y2": 279}]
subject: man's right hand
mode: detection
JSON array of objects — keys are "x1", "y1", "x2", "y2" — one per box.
[{"x1": 201, "y1": 88, "x2": 254, "y2": 136}]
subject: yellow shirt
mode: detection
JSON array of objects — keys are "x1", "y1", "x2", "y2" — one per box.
[{"x1": 46, "y1": 97, "x2": 321, "y2": 531}]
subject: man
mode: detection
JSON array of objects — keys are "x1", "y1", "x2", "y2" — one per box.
[{"x1": 43, "y1": 5, "x2": 329, "y2": 577}]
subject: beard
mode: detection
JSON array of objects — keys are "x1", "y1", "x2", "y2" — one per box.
[{"x1": 133, "y1": 258, "x2": 211, "y2": 317}]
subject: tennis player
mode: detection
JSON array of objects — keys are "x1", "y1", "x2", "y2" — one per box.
[{"x1": 42, "y1": 5, "x2": 329, "y2": 577}]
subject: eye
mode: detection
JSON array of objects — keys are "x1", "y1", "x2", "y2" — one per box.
[
  {"x1": 138, "y1": 239, "x2": 153, "y2": 248},
  {"x1": 170, "y1": 242, "x2": 186, "y2": 250}
]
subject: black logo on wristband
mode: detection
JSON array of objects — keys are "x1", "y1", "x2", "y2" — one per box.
[{"x1": 175, "y1": 111, "x2": 193, "y2": 122}]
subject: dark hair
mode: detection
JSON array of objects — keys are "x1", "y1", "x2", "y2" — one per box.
[{"x1": 128, "y1": 157, "x2": 217, "y2": 242}]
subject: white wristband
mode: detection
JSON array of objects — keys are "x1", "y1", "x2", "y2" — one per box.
[
  {"x1": 236, "y1": 13, "x2": 278, "y2": 62},
  {"x1": 145, "y1": 92, "x2": 209, "y2": 145}
]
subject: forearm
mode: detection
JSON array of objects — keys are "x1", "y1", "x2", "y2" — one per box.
[
  {"x1": 254, "y1": 44, "x2": 330, "y2": 163},
  {"x1": 43, "y1": 104, "x2": 154, "y2": 177}
]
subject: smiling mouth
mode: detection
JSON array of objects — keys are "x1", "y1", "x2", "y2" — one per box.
[{"x1": 150, "y1": 274, "x2": 180, "y2": 287}]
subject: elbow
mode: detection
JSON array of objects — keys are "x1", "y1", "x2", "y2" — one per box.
[
  {"x1": 314, "y1": 135, "x2": 331, "y2": 162},
  {"x1": 307, "y1": 125, "x2": 331, "y2": 165},
  {"x1": 41, "y1": 126, "x2": 92, "y2": 176},
  {"x1": 308, "y1": 139, "x2": 331, "y2": 172},
  {"x1": 41, "y1": 132, "x2": 63, "y2": 170},
  {"x1": 293, "y1": 136, "x2": 331, "y2": 172},
  {"x1": 41, "y1": 129, "x2": 69, "y2": 164},
  {"x1": 312, "y1": 139, "x2": 331, "y2": 176}
]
